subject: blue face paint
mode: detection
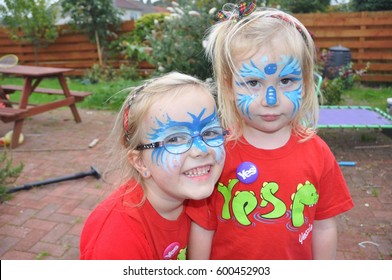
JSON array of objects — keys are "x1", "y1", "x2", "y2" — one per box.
[
  {"x1": 147, "y1": 108, "x2": 221, "y2": 172},
  {"x1": 236, "y1": 59, "x2": 265, "y2": 119},
  {"x1": 266, "y1": 86, "x2": 277, "y2": 106},
  {"x1": 239, "y1": 60, "x2": 265, "y2": 79},
  {"x1": 278, "y1": 56, "x2": 303, "y2": 114},
  {"x1": 236, "y1": 93, "x2": 258, "y2": 120},
  {"x1": 279, "y1": 57, "x2": 302, "y2": 78},
  {"x1": 284, "y1": 85, "x2": 302, "y2": 115},
  {"x1": 236, "y1": 55, "x2": 303, "y2": 114},
  {"x1": 264, "y1": 63, "x2": 277, "y2": 75}
]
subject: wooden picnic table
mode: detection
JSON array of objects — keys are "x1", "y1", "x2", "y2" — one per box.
[{"x1": 0, "y1": 65, "x2": 91, "y2": 148}]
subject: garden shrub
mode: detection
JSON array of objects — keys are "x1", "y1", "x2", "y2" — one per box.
[
  {"x1": 146, "y1": 1, "x2": 218, "y2": 80},
  {"x1": 317, "y1": 49, "x2": 369, "y2": 105},
  {"x1": 0, "y1": 148, "x2": 23, "y2": 201}
]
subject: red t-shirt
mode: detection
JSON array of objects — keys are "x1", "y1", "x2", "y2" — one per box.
[
  {"x1": 80, "y1": 180, "x2": 189, "y2": 260},
  {"x1": 187, "y1": 133, "x2": 354, "y2": 259}
]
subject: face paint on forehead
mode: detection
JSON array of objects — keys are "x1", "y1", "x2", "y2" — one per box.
[
  {"x1": 146, "y1": 108, "x2": 219, "y2": 171},
  {"x1": 148, "y1": 108, "x2": 219, "y2": 140},
  {"x1": 238, "y1": 60, "x2": 266, "y2": 80},
  {"x1": 279, "y1": 56, "x2": 302, "y2": 78},
  {"x1": 237, "y1": 55, "x2": 301, "y2": 82}
]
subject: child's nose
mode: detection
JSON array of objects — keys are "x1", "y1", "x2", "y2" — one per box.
[
  {"x1": 189, "y1": 136, "x2": 208, "y2": 156},
  {"x1": 262, "y1": 86, "x2": 279, "y2": 107}
]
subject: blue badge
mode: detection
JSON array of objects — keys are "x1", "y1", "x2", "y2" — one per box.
[{"x1": 236, "y1": 161, "x2": 258, "y2": 184}]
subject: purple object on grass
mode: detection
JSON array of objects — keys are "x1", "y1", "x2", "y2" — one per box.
[{"x1": 318, "y1": 106, "x2": 392, "y2": 128}]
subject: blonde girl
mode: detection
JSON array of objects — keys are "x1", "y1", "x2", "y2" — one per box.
[
  {"x1": 81, "y1": 72, "x2": 226, "y2": 259},
  {"x1": 187, "y1": 2, "x2": 353, "y2": 260}
]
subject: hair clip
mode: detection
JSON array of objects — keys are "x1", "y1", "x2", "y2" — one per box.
[
  {"x1": 123, "y1": 84, "x2": 146, "y2": 144},
  {"x1": 123, "y1": 80, "x2": 156, "y2": 145},
  {"x1": 216, "y1": 0, "x2": 256, "y2": 22}
]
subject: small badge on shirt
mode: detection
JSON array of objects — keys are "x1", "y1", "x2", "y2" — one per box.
[
  {"x1": 236, "y1": 161, "x2": 258, "y2": 184},
  {"x1": 163, "y1": 242, "x2": 180, "y2": 260}
]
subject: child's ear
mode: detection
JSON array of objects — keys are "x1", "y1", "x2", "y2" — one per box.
[{"x1": 127, "y1": 150, "x2": 151, "y2": 178}]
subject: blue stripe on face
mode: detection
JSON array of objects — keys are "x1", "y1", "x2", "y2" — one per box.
[
  {"x1": 147, "y1": 108, "x2": 220, "y2": 172},
  {"x1": 237, "y1": 93, "x2": 258, "y2": 120},
  {"x1": 236, "y1": 59, "x2": 265, "y2": 119},
  {"x1": 239, "y1": 60, "x2": 265, "y2": 79},
  {"x1": 284, "y1": 84, "x2": 302, "y2": 116},
  {"x1": 279, "y1": 56, "x2": 303, "y2": 114},
  {"x1": 279, "y1": 56, "x2": 302, "y2": 78}
]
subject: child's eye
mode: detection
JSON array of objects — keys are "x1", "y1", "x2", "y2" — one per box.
[
  {"x1": 280, "y1": 78, "x2": 293, "y2": 87},
  {"x1": 165, "y1": 133, "x2": 190, "y2": 145},
  {"x1": 246, "y1": 80, "x2": 260, "y2": 88}
]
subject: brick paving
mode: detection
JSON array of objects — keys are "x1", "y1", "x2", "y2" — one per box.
[{"x1": 1, "y1": 108, "x2": 391, "y2": 260}]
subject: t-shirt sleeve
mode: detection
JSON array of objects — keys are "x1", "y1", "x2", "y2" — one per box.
[
  {"x1": 186, "y1": 196, "x2": 218, "y2": 231},
  {"x1": 80, "y1": 206, "x2": 153, "y2": 260},
  {"x1": 315, "y1": 143, "x2": 354, "y2": 220}
]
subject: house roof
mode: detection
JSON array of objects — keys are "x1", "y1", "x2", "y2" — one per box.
[{"x1": 114, "y1": 0, "x2": 159, "y2": 13}]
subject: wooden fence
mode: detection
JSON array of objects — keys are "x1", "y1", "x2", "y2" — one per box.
[
  {"x1": 0, "y1": 11, "x2": 391, "y2": 83},
  {"x1": 296, "y1": 11, "x2": 392, "y2": 83},
  {"x1": 0, "y1": 21, "x2": 139, "y2": 76}
]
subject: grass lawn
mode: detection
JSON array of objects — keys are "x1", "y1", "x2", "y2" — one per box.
[
  {"x1": 1, "y1": 76, "x2": 140, "y2": 111},
  {"x1": 341, "y1": 85, "x2": 391, "y2": 111},
  {"x1": 1, "y1": 75, "x2": 391, "y2": 112}
]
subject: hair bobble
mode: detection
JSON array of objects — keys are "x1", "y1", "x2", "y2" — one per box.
[{"x1": 216, "y1": 0, "x2": 256, "y2": 22}]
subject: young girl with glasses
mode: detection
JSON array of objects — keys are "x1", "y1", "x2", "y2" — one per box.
[
  {"x1": 80, "y1": 72, "x2": 227, "y2": 260},
  {"x1": 187, "y1": 2, "x2": 354, "y2": 260}
]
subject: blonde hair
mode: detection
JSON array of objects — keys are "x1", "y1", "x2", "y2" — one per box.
[
  {"x1": 109, "y1": 72, "x2": 215, "y2": 187},
  {"x1": 205, "y1": 8, "x2": 319, "y2": 141}
]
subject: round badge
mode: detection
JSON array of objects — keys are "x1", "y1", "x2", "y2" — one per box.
[
  {"x1": 163, "y1": 242, "x2": 180, "y2": 260},
  {"x1": 236, "y1": 161, "x2": 258, "y2": 184}
]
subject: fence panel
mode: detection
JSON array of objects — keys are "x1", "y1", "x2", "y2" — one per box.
[
  {"x1": 0, "y1": 12, "x2": 391, "y2": 83},
  {"x1": 296, "y1": 11, "x2": 392, "y2": 83}
]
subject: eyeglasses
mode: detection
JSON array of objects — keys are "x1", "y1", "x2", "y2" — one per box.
[{"x1": 136, "y1": 126, "x2": 229, "y2": 155}]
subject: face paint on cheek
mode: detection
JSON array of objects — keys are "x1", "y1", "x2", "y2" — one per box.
[
  {"x1": 284, "y1": 84, "x2": 303, "y2": 116},
  {"x1": 214, "y1": 146, "x2": 225, "y2": 164},
  {"x1": 150, "y1": 151, "x2": 182, "y2": 173},
  {"x1": 237, "y1": 93, "x2": 258, "y2": 120}
]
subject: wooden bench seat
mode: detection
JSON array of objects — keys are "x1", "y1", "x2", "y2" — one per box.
[
  {"x1": 0, "y1": 107, "x2": 28, "y2": 122},
  {"x1": 1, "y1": 85, "x2": 92, "y2": 101}
]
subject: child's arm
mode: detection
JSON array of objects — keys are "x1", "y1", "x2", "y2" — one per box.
[
  {"x1": 187, "y1": 221, "x2": 214, "y2": 260},
  {"x1": 312, "y1": 217, "x2": 338, "y2": 259}
]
